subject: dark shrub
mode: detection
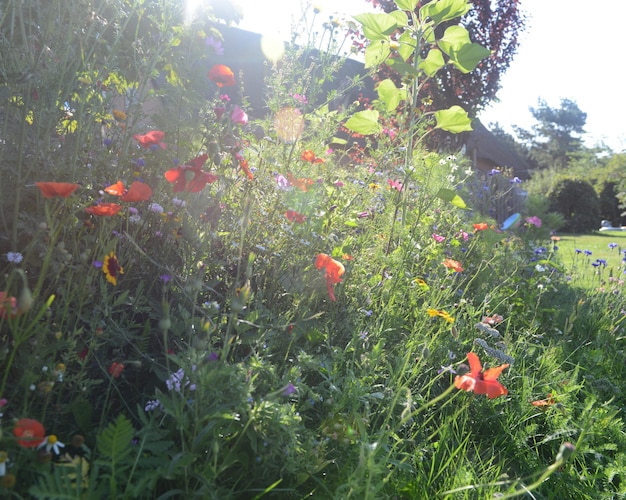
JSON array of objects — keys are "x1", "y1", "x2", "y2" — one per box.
[{"x1": 548, "y1": 178, "x2": 600, "y2": 233}]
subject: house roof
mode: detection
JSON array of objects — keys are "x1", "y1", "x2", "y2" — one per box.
[{"x1": 465, "y1": 119, "x2": 531, "y2": 179}]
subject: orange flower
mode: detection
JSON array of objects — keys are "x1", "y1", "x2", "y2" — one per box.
[
  {"x1": 133, "y1": 130, "x2": 166, "y2": 149},
  {"x1": 286, "y1": 173, "x2": 314, "y2": 192},
  {"x1": 531, "y1": 393, "x2": 555, "y2": 407},
  {"x1": 239, "y1": 159, "x2": 254, "y2": 180},
  {"x1": 112, "y1": 109, "x2": 127, "y2": 121},
  {"x1": 35, "y1": 182, "x2": 79, "y2": 198},
  {"x1": 104, "y1": 181, "x2": 125, "y2": 196},
  {"x1": 121, "y1": 181, "x2": 152, "y2": 202},
  {"x1": 208, "y1": 64, "x2": 236, "y2": 87},
  {"x1": 13, "y1": 418, "x2": 46, "y2": 448},
  {"x1": 442, "y1": 258, "x2": 463, "y2": 273},
  {"x1": 315, "y1": 253, "x2": 345, "y2": 301},
  {"x1": 108, "y1": 362, "x2": 125, "y2": 378},
  {"x1": 85, "y1": 203, "x2": 122, "y2": 216},
  {"x1": 454, "y1": 352, "x2": 509, "y2": 399},
  {"x1": 473, "y1": 223, "x2": 488, "y2": 231},
  {"x1": 284, "y1": 210, "x2": 306, "y2": 223},
  {"x1": 301, "y1": 150, "x2": 324, "y2": 163},
  {"x1": 0, "y1": 291, "x2": 19, "y2": 319}
]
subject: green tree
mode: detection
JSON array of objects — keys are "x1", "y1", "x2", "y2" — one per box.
[{"x1": 516, "y1": 98, "x2": 587, "y2": 169}]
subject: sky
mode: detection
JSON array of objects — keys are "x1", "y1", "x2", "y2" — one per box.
[{"x1": 229, "y1": 0, "x2": 626, "y2": 152}]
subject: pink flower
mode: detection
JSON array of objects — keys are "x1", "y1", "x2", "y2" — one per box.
[
  {"x1": 526, "y1": 216, "x2": 542, "y2": 228},
  {"x1": 230, "y1": 105, "x2": 248, "y2": 125},
  {"x1": 432, "y1": 233, "x2": 445, "y2": 243}
]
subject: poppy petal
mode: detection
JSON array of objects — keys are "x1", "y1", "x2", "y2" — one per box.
[
  {"x1": 104, "y1": 181, "x2": 126, "y2": 196},
  {"x1": 121, "y1": 181, "x2": 152, "y2": 202},
  {"x1": 35, "y1": 182, "x2": 79, "y2": 198}
]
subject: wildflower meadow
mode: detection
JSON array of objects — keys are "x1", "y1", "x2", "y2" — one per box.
[{"x1": 2, "y1": 0, "x2": 626, "y2": 498}]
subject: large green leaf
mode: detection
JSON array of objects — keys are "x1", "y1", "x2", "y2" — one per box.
[
  {"x1": 449, "y1": 43, "x2": 491, "y2": 73},
  {"x1": 397, "y1": 30, "x2": 417, "y2": 62},
  {"x1": 364, "y1": 40, "x2": 391, "y2": 69},
  {"x1": 396, "y1": 0, "x2": 419, "y2": 10},
  {"x1": 437, "y1": 25, "x2": 490, "y2": 73},
  {"x1": 376, "y1": 79, "x2": 406, "y2": 112},
  {"x1": 354, "y1": 12, "x2": 403, "y2": 40},
  {"x1": 437, "y1": 188, "x2": 468, "y2": 209},
  {"x1": 419, "y1": 0, "x2": 472, "y2": 26},
  {"x1": 434, "y1": 106, "x2": 473, "y2": 133},
  {"x1": 419, "y1": 49, "x2": 445, "y2": 77},
  {"x1": 344, "y1": 110, "x2": 382, "y2": 135}
]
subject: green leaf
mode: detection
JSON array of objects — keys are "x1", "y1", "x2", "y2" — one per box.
[
  {"x1": 386, "y1": 58, "x2": 418, "y2": 78},
  {"x1": 419, "y1": 0, "x2": 472, "y2": 26},
  {"x1": 449, "y1": 43, "x2": 491, "y2": 74},
  {"x1": 437, "y1": 25, "x2": 490, "y2": 73},
  {"x1": 396, "y1": 0, "x2": 419, "y2": 10},
  {"x1": 419, "y1": 49, "x2": 446, "y2": 77},
  {"x1": 397, "y1": 30, "x2": 416, "y2": 62},
  {"x1": 364, "y1": 40, "x2": 391, "y2": 68},
  {"x1": 97, "y1": 414, "x2": 134, "y2": 462},
  {"x1": 344, "y1": 110, "x2": 382, "y2": 135},
  {"x1": 354, "y1": 12, "x2": 403, "y2": 40},
  {"x1": 437, "y1": 188, "x2": 467, "y2": 209},
  {"x1": 376, "y1": 79, "x2": 406, "y2": 112},
  {"x1": 434, "y1": 105, "x2": 473, "y2": 133}
]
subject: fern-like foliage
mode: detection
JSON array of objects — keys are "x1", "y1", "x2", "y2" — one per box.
[{"x1": 97, "y1": 414, "x2": 135, "y2": 461}]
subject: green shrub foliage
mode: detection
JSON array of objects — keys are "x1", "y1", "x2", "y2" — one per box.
[{"x1": 548, "y1": 178, "x2": 600, "y2": 232}]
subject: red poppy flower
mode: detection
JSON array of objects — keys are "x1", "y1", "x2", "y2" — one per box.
[
  {"x1": 108, "y1": 362, "x2": 125, "y2": 378},
  {"x1": 164, "y1": 154, "x2": 218, "y2": 193},
  {"x1": 35, "y1": 182, "x2": 79, "y2": 198},
  {"x1": 13, "y1": 418, "x2": 46, "y2": 448},
  {"x1": 208, "y1": 64, "x2": 236, "y2": 87},
  {"x1": 315, "y1": 253, "x2": 345, "y2": 302},
  {"x1": 454, "y1": 352, "x2": 509, "y2": 399},
  {"x1": 301, "y1": 150, "x2": 325, "y2": 163},
  {"x1": 284, "y1": 210, "x2": 306, "y2": 223},
  {"x1": 133, "y1": 130, "x2": 167, "y2": 149},
  {"x1": 0, "y1": 291, "x2": 19, "y2": 319},
  {"x1": 121, "y1": 181, "x2": 152, "y2": 202},
  {"x1": 286, "y1": 173, "x2": 314, "y2": 192},
  {"x1": 442, "y1": 258, "x2": 463, "y2": 273},
  {"x1": 473, "y1": 223, "x2": 489, "y2": 231},
  {"x1": 85, "y1": 203, "x2": 122, "y2": 216},
  {"x1": 104, "y1": 180, "x2": 152, "y2": 202}
]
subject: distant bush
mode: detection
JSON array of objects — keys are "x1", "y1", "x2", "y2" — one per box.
[
  {"x1": 548, "y1": 178, "x2": 600, "y2": 232},
  {"x1": 599, "y1": 181, "x2": 623, "y2": 227}
]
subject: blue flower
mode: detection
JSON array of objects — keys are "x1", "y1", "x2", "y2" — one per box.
[
  {"x1": 584, "y1": 249, "x2": 592, "y2": 256},
  {"x1": 609, "y1": 242, "x2": 618, "y2": 249}
]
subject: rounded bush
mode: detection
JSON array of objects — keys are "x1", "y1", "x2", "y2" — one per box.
[{"x1": 548, "y1": 178, "x2": 600, "y2": 233}]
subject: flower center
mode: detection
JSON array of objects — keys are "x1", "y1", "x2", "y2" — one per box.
[{"x1": 48, "y1": 435, "x2": 58, "y2": 445}]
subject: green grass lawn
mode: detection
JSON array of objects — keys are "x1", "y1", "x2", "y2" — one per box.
[{"x1": 555, "y1": 231, "x2": 626, "y2": 286}]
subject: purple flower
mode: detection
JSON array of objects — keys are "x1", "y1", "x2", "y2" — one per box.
[
  {"x1": 205, "y1": 36, "x2": 224, "y2": 55},
  {"x1": 206, "y1": 352, "x2": 219, "y2": 362},
  {"x1": 488, "y1": 169, "x2": 500, "y2": 176},
  {"x1": 135, "y1": 158, "x2": 145, "y2": 167},
  {"x1": 609, "y1": 242, "x2": 618, "y2": 249},
  {"x1": 509, "y1": 176, "x2": 522, "y2": 184},
  {"x1": 93, "y1": 260, "x2": 103, "y2": 269},
  {"x1": 275, "y1": 174, "x2": 290, "y2": 190},
  {"x1": 159, "y1": 274, "x2": 172, "y2": 283},
  {"x1": 584, "y1": 249, "x2": 592, "y2": 256},
  {"x1": 282, "y1": 383, "x2": 296, "y2": 396}
]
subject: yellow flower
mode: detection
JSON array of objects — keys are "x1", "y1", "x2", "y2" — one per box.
[
  {"x1": 369, "y1": 183, "x2": 380, "y2": 191},
  {"x1": 103, "y1": 251, "x2": 124, "y2": 286},
  {"x1": 427, "y1": 308, "x2": 455, "y2": 323}
]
